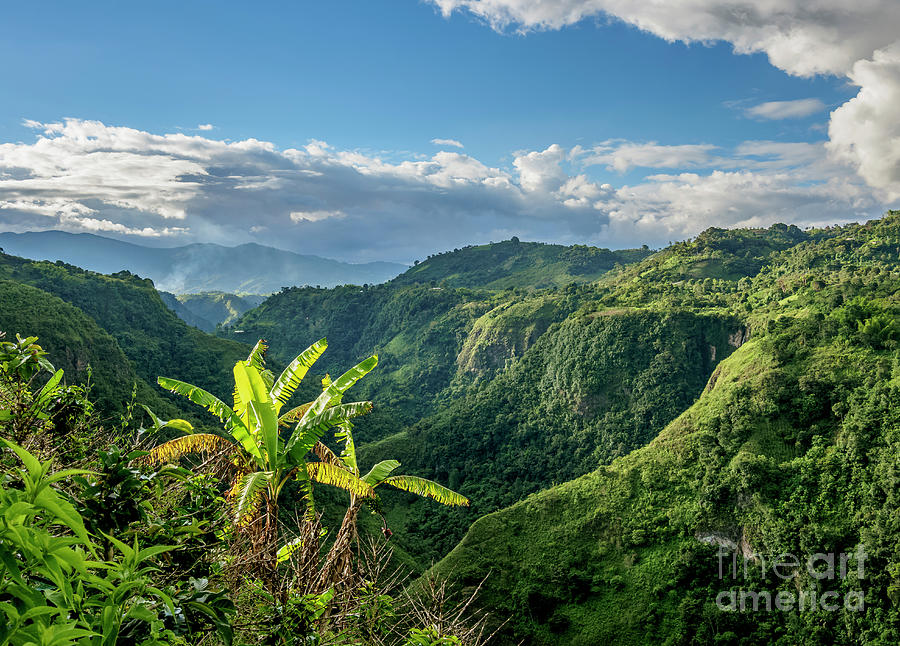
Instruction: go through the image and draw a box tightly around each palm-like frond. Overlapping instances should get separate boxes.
[278,401,313,427]
[301,355,378,422]
[233,363,278,467]
[245,339,268,371]
[383,475,469,506]
[157,376,261,460]
[362,459,400,486]
[232,339,271,417]
[286,401,373,463]
[312,441,342,467]
[140,404,194,435]
[228,470,272,527]
[334,421,358,473]
[270,338,328,411]
[144,433,234,465]
[306,462,374,498]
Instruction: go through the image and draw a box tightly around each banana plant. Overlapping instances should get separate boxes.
[145,339,378,543]
[314,423,468,587]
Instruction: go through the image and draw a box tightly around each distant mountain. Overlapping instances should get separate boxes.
[0,231,407,294]
[159,291,266,332]
[391,237,653,289]
[157,292,216,331]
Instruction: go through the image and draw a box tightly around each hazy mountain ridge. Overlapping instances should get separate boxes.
[0,230,407,294]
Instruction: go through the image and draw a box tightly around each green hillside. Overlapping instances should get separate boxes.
[176,291,266,329]
[430,214,900,644]
[223,222,844,567]
[372,308,744,560]
[392,238,653,289]
[0,280,166,415]
[0,252,249,412]
[222,284,502,436]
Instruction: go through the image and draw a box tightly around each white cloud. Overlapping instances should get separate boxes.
[745,98,826,120]
[580,142,718,173]
[0,119,889,260]
[828,43,900,200]
[197,123,214,131]
[289,209,345,223]
[431,138,464,148]
[429,0,900,195]
[513,144,567,192]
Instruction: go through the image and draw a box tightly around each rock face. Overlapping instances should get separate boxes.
[696,529,756,559]
[729,327,751,348]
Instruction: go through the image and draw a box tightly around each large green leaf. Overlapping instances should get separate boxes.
[362,460,400,486]
[306,462,374,498]
[301,355,378,423]
[235,340,273,414]
[285,401,372,465]
[334,421,358,474]
[157,377,261,461]
[247,400,279,469]
[233,363,278,467]
[230,471,271,526]
[383,475,469,506]
[270,338,328,412]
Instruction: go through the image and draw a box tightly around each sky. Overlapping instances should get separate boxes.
[0,1,898,263]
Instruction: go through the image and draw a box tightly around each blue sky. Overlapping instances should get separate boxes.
[0,1,897,262]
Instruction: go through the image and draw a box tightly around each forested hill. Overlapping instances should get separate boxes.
[0,251,249,418]
[431,213,900,644]
[390,237,653,289]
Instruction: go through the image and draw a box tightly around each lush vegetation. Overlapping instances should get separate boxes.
[171,292,267,331]
[0,333,479,645]
[431,214,900,644]
[391,238,652,290]
[3,213,900,644]
[0,252,249,417]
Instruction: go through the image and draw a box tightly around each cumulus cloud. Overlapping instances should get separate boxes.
[828,43,900,199]
[431,138,464,148]
[429,0,900,196]
[0,119,888,260]
[745,98,826,120]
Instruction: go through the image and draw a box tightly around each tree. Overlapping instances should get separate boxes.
[144,338,378,581]
[313,423,468,588]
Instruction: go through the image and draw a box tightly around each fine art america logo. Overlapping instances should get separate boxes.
[716,545,867,612]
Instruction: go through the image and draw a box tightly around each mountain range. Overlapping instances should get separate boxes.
[0,231,407,294]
